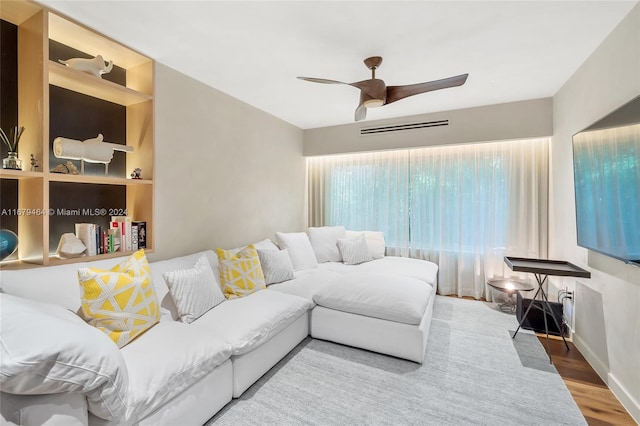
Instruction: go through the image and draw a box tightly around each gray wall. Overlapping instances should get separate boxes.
[551,3,640,421]
[150,63,306,260]
[304,98,552,156]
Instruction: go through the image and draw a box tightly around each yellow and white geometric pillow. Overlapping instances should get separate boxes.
[78,249,160,348]
[216,244,266,299]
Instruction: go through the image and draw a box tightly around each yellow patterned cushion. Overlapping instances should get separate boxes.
[78,249,160,348]
[216,244,266,299]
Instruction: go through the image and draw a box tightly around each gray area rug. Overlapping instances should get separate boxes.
[208,296,586,425]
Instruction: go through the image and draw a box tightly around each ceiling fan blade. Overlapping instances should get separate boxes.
[355,103,367,121]
[385,73,469,105]
[297,76,349,85]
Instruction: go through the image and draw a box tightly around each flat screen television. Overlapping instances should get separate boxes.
[572,95,640,265]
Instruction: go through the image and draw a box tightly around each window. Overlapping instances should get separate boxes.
[307,138,549,297]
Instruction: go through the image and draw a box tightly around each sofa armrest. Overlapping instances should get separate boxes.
[0,392,87,426]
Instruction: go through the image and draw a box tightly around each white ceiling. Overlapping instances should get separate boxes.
[39,1,638,129]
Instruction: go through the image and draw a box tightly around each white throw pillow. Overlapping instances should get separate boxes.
[257,249,295,284]
[228,239,278,255]
[346,230,386,259]
[253,239,279,251]
[0,294,128,421]
[163,254,226,323]
[275,232,319,271]
[307,226,347,263]
[337,235,374,265]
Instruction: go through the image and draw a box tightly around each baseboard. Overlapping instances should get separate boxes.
[608,372,640,424]
[573,334,640,423]
[572,334,610,384]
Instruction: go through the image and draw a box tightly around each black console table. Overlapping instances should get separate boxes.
[504,257,591,363]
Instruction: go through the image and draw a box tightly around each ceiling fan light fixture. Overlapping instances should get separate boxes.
[363,98,384,108]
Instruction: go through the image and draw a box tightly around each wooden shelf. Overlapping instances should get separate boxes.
[49,61,152,106]
[48,174,152,186]
[48,249,154,266]
[0,259,40,271]
[0,169,43,179]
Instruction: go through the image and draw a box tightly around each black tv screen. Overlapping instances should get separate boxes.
[572,95,640,264]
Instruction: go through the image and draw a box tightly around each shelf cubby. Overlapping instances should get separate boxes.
[49,61,152,106]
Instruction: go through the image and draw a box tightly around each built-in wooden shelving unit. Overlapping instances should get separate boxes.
[0,0,154,269]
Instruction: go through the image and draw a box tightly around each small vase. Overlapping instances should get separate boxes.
[2,152,22,170]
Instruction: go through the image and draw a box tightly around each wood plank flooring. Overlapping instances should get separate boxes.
[539,336,636,425]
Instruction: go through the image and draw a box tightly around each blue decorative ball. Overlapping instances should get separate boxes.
[0,229,19,260]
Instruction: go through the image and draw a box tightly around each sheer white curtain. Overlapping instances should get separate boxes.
[402,139,548,298]
[308,150,410,246]
[307,138,549,300]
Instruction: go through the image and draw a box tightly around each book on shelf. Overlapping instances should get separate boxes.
[107,227,119,252]
[75,223,120,256]
[132,221,147,249]
[131,224,139,250]
[75,223,97,257]
[111,216,132,251]
[102,229,108,255]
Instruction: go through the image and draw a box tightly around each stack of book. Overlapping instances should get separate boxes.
[74,217,146,256]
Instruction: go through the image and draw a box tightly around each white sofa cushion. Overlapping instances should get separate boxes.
[312,273,431,325]
[0,294,128,421]
[120,321,231,423]
[356,256,439,287]
[337,235,373,265]
[257,249,294,284]
[268,269,343,303]
[193,290,313,356]
[163,254,226,323]
[307,226,346,263]
[318,256,439,289]
[345,230,386,259]
[275,232,319,271]
[0,256,140,313]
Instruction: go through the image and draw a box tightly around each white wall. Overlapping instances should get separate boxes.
[304,98,552,156]
[150,63,306,260]
[551,3,640,421]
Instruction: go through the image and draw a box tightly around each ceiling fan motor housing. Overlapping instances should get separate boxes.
[360,78,387,107]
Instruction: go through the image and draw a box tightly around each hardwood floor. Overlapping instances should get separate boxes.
[539,336,636,425]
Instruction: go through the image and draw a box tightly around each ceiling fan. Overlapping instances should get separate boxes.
[298,56,468,122]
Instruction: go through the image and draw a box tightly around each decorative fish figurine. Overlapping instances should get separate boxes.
[59,55,113,78]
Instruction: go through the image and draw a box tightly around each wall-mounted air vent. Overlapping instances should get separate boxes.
[360,119,449,135]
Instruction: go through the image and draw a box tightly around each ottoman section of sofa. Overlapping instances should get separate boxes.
[310,272,435,363]
[193,290,313,397]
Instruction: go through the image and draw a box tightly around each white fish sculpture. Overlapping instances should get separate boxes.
[53,134,133,164]
[59,55,113,78]
[53,134,133,176]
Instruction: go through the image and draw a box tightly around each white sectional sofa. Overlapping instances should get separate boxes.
[0,228,438,425]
